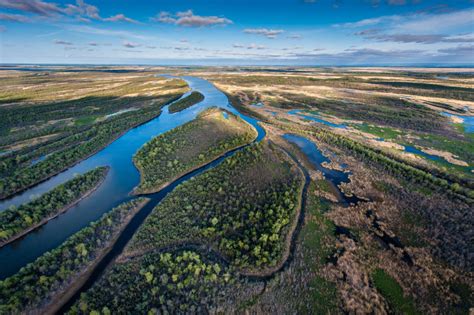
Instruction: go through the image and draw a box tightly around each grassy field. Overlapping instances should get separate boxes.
[372,269,419,315]
[133,107,257,194]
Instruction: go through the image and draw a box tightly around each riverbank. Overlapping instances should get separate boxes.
[0,93,184,201]
[239,144,308,278]
[42,198,150,315]
[0,167,109,248]
[0,198,150,314]
[132,139,256,196]
[132,108,258,195]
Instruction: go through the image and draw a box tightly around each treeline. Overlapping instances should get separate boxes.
[68,250,232,314]
[367,80,474,102]
[133,108,257,194]
[0,167,108,246]
[129,141,304,271]
[0,198,149,314]
[0,95,148,135]
[225,92,268,122]
[0,93,183,199]
[278,93,447,134]
[213,74,474,102]
[168,91,204,113]
[0,75,188,137]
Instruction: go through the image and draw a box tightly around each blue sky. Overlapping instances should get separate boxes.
[0,0,473,65]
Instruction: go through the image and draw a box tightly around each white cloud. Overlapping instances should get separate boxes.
[335,8,474,35]
[123,41,140,48]
[287,34,302,39]
[152,10,232,27]
[244,28,284,39]
[396,8,474,33]
[0,0,63,17]
[104,14,139,24]
[0,13,29,22]
[64,0,100,20]
[66,25,150,40]
[54,39,73,45]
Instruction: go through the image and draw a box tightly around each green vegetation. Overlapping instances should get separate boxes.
[237,180,339,313]
[133,108,257,194]
[372,269,419,315]
[68,250,232,314]
[0,71,188,199]
[0,167,108,246]
[0,93,183,199]
[449,281,473,314]
[168,91,204,113]
[281,93,446,133]
[314,178,333,193]
[74,115,98,126]
[295,182,338,313]
[416,128,474,170]
[0,198,149,314]
[367,80,474,101]
[128,141,304,272]
[213,74,474,101]
[279,124,474,202]
[354,123,402,140]
[395,209,428,248]
[225,92,268,122]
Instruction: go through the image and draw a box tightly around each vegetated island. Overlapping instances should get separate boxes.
[0,166,109,248]
[132,107,257,194]
[0,197,150,314]
[70,140,305,313]
[168,91,205,113]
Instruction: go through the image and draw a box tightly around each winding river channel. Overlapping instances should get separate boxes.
[0,75,265,279]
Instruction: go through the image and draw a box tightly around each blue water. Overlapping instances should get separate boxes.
[374,138,452,164]
[0,75,265,279]
[442,112,474,133]
[282,134,362,205]
[222,112,229,119]
[288,109,347,129]
[403,145,444,163]
[30,155,48,166]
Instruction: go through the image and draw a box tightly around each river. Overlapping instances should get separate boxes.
[0,75,265,279]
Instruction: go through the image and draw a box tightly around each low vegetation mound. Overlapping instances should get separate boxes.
[128,141,304,273]
[168,91,205,113]
[372,269,419,315]
[0,166,108,246]
[133,107,257,194]
[0,198,149,314]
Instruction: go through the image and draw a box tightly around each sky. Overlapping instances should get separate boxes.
[0,0,473,65]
